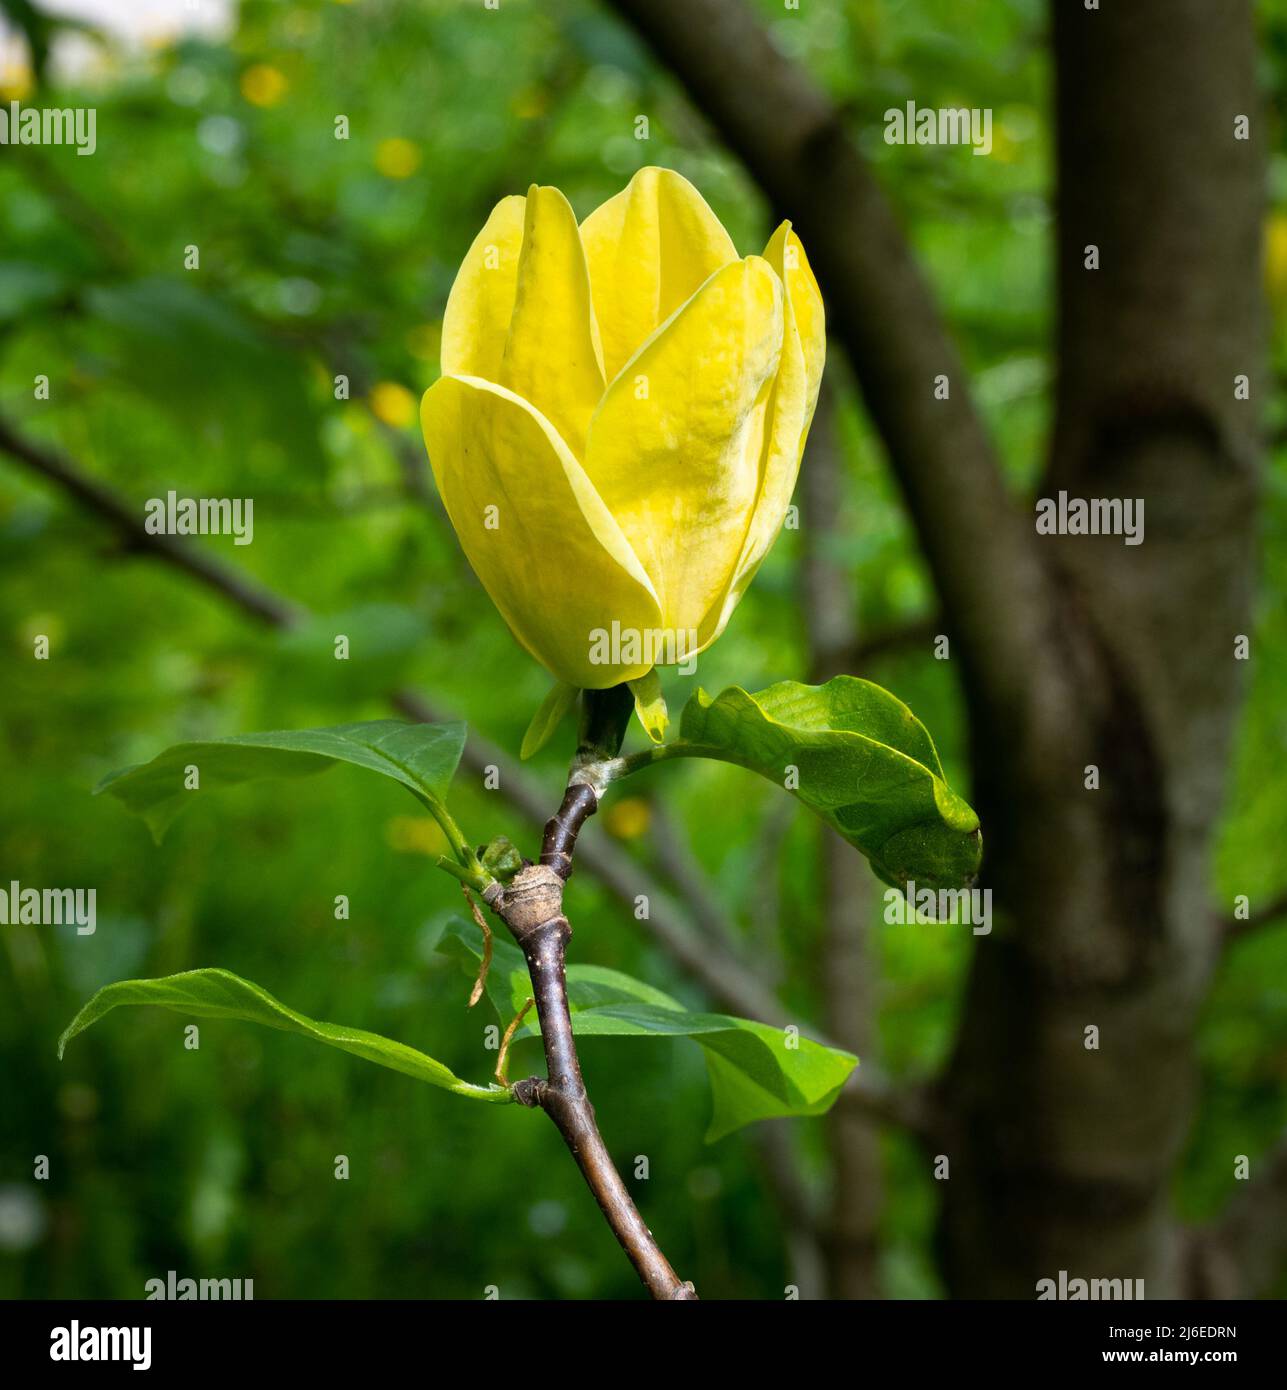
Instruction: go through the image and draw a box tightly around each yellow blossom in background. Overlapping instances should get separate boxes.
[1265,210,1287,314]
[375,138,421,179]
[0,61,34,102]
[988,123,1020,164]
[369,381,417,428]
[385,816,448,857]
[240,64,288,108]
[19,612,64,650]
[603,796,651,841]
[511,87,550,121]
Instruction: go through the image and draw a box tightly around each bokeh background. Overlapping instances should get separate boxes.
[0,0,1283,1300]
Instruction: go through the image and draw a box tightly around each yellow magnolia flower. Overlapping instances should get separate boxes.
[421,166,825,689]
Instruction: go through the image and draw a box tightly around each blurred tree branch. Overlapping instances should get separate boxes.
[604,0,1058,742]
[643,798,749,965]
[753,1120,827,1299]
[0,417,299,628]
[801,376,883,1298]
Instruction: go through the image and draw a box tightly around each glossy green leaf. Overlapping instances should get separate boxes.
[438,919,857,1140]
[96,719,467,842]
[58,968,511,1102]
[675,677,981,890]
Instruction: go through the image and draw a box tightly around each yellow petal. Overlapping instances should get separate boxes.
[715,222,827,635]
[769,220,825,405]
[421,375,661,688]
[580,166,738,383]
[441,195,526,381]
[498,185,605,458]
[585,256,783,647]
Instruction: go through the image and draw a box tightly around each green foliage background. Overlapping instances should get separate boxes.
[1,0,1284,1299]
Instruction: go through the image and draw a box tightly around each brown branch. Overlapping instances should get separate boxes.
[540,783,601,878]
[505,907,694,1299]
[0,417,300,628]
[486,691,698,1300]
[604,0,1056,736]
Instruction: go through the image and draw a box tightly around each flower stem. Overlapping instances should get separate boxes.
[488,685,698,1300]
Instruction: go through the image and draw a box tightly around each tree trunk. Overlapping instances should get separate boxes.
[936,0,1263,1297]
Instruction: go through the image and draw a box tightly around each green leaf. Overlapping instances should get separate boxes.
[627,669,668,743]
[675,677,981,890]
[438,919,857,1140]
[520,680,579,760]
[58,968,510,1102]
[96,719,467,842]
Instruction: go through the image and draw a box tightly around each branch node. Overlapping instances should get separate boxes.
[541,783,599,877]
[496,864,566,940]
[511,1075,546,1109]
